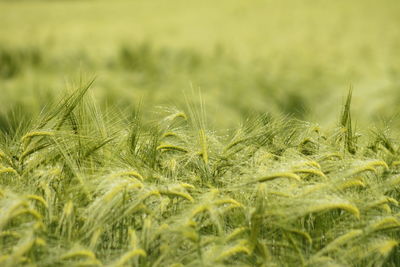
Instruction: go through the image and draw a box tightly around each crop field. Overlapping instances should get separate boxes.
[1,0,400,266]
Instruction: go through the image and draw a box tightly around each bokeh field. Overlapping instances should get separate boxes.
[0,0,400,266]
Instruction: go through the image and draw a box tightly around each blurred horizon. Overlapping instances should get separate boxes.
[1,0,400,130]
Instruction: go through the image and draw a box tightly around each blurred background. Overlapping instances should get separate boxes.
[1,0,400,130]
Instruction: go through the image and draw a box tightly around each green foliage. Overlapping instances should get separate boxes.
[0,86,399,266]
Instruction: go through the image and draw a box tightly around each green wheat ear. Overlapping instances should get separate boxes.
[292,168,327,180]
[157,144,188,153]
[0,167,18,175]
[61,249,97,260]
[392,161,400,167]
[369,217,400,232]
[338,177,366,190]
[350,160,389,177]
[172,112,187,121]
[339,86,356,154]
[215,240,252,261]
[111,249,147,267]
[161,131,179,139]
[21,131,54,142]
[253,172,301,184]
[375,240,399,257]
[0,231,21,239]
[313,229,363,258]
[159,189,194,202]
[25,194,48,208]
[111,170,144,181]
[225,227,247,242]
[89,227,103,249]
[304,202,361,219]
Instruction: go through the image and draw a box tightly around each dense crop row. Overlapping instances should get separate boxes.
[0,86,399,266]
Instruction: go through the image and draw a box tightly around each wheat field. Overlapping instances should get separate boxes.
[0,0,400,266]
